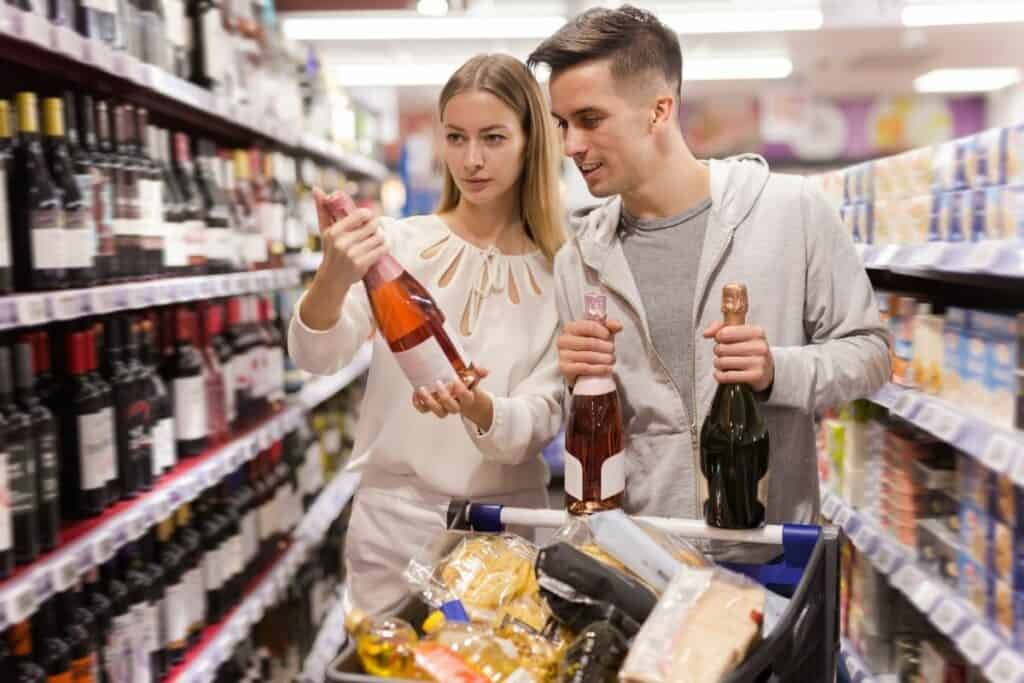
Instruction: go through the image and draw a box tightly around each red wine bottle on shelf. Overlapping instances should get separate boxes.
[0,100,14,295]
[112,104,143,281]
[700,283,770,530]
[122,317,154,491]
[13,340,60,554]
[43,97,96,289]
[101,317,141,500]
[199,303,229,446]
[135,108,165,279]
[0,401,13,580]
[61,331,112,518]
[563,293,624,515]
[9,92,67,292]
[85,329,118,505]
[168,308,209,458]
[322,192,480,391]
[209,304,236,429]
[91,99,120,284]
[0,347,40,565]
[140,318,176,478]
[171,133,208,275]
[225,298,250,430]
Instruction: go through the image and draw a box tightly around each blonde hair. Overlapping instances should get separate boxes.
[437,54,565,262]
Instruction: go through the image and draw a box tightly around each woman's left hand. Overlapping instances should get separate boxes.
[412,368,493,431]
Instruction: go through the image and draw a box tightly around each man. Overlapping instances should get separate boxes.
[529,5,889,526]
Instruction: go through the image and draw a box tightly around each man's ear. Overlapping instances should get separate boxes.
[651,94,676,128]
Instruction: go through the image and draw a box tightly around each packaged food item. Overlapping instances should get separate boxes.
[906,194,933,244]
[1002,184,1024,240]
[962,189,985,242]
[406,533,541,624]
[586,510,698,594]
[619,566,765,683]
[423,620,536,683]
[959,502,991,567]
[535,541,657,636]
[932,141,965,193]
[983,185,1005,241]
[911,312,944,394]
[872,199,891,245]
[1008,124,1024,185]
[413,642,491,683]
[990,575,1015,642]
[958,552,988,615]
[557,609,631,683]
[991,471,1023,528]
[345,608,423,679]
[918,518,962,588]
[493,615,564,683]
[959,452,991,513]
[908,147,935,198]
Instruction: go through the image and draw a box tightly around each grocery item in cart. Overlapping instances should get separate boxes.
[422,618,537,682]
[556,606,631,683]
[344,608,423,679]
[619,565,765,683]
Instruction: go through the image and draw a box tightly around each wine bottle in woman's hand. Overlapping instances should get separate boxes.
[315,190,480,391]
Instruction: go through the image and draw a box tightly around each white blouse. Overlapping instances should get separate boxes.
[287,214,564,498]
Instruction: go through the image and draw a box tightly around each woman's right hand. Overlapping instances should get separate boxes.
[300,188,389,331]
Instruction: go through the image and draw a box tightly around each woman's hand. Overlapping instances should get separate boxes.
[412,368,494,432]
[299,189,388,330]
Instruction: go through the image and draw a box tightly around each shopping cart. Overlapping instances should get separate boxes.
[327,501,841,683]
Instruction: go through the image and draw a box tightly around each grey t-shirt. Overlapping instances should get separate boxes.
[620,199,711,420]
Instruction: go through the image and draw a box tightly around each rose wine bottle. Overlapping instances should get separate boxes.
[322,192,479,391]
[564,293,624,515]
[700,283,770,529]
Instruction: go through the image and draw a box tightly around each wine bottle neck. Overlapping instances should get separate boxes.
[363,252,402,289]
[723,311,746,326]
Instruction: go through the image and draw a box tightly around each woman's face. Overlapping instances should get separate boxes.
[441,89,527,207]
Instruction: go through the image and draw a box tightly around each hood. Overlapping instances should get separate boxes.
[568,154,772,249]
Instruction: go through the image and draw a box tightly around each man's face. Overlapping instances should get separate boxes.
[549,59,654,198]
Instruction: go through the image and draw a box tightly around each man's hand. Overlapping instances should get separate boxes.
[703,322,774,393]
[557,319,623,386]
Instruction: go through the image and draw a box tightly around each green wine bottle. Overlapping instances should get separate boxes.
[700,283,770,529]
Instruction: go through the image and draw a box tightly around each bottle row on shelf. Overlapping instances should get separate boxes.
[0,0,387,175]
[0,88,363,296]
[819,401,1024,683]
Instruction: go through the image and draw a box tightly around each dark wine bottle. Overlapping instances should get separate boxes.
[74,0,117,45]
[9,92,67,292]
[64,92,109,290]
[102,317,141,499]
[199,304,228,446]
[92,99,120,283]
[209,303,236,430]
[13,340,60,553]
[168,308,208,457]
[225,298,250,429]
[0,100,14,294]
[564,293,624,515]
[82,567,112,682]
[0,348,40,565]
[134,109,164,279]
[122,318,154,491]
[141,318,176,477]
[195,139,233,274]
[174,504,205,648]
[112,105,143,280]
[700,283,770,530]
[42,97,96,289]
[61,331,111,517]
[84,329,118,505]
[56,587,99,683]
[170,133,207,275]
[157,516,188,666]
[156,129,188,276]
[260,297,284,412]
[0,407,12,579]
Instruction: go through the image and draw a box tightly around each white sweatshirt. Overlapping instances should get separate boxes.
[288,214,564,498]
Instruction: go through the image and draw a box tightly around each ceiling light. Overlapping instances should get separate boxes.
[282,14,565,42]
[913,67,1021,93]
[902,1,1024,26]
[684,56,794,81]
[660,9,822,34]
[417,0,448,17]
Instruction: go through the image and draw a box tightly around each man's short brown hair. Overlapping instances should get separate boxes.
[528,5,682,96]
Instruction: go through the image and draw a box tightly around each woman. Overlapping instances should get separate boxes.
[289,54,566,614]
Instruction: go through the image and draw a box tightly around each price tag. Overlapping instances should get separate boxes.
[92,286,127,314]
[980,434,1020,473]
[957,624,999,665]
[962,242,1004,272]
[131,283,155,308]
[50,25,82,58]
[833,506,852,529]
[910,580,942,612]
[152,493,172,521]
[33,570,55,604]
[0,300,18,329]
[229,446,245,469]
[891,391,917,418]
[256,271,273,290]
[82,40,114,73]
[93,530,117,563]
[126,56,144,83]
[156,281,176,305]
[199,278,217,298]
[52,290,86,320]
[851,526,877,553]
[9,583,37,623]
[167,487,184,509]
[931,598,967,634]
[175,280,200,301]
[12,9,50,46]
[111,52,129,78]
[138,64,158,89]
[891,565,923,597]
[54,553,80,592]
[985,650,1024,683]
[872,543,900,574]
[129,511,149,539]
[909,243,948,268]
[215,457,232,479]
[75,544,94,575]
[16,294,51,326]
[929,407,966,443]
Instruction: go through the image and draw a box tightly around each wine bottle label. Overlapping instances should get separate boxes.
[138,179,162,225]
[97,173,116,258]
[244,510,259,565]
[30,208,67,270]
[163,581,188,648]
[284,215,303,250]
[572,375,617,396]
[230,532,244,578]
[164,0,186,47]
[106,614,134,683]
[152,417,176,474]
[231,354,250,394]
[0,452,11,551]
[563,448,625,502]
[183,219,207,264]
[36,427,59,503]
[65,213,96,269]
[127,398,150,463]
[74,172,99,239]
[79,410,115,491]
[205,226,236,262]
[222,360,237,423]
[185,566,204,626]
[242,233,269,265]
[0,167,10,268]
[393,336,458,391]
[268,348,285,400]
[112,217,144,237]
[202,545,223,590]
[250,347,267,399]
[130,602,153,680]
[82,0,117,13]
[162,221,189,268]
[172,374,207,441]
[7,438,37,513]
[258,203,285,242]
[99,407,117,483]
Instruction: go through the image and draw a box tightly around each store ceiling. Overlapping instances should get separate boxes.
[279,1,1024,105]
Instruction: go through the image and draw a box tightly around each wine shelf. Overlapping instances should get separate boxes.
[0,4,388,181]
[867,382,1024,486]
[822,488,1024,683]
[298,584,348,683]
[840,638,891,683]
[0,268,300,331]
[0,364,368,628]
[858,242,1024,280]
[167,471,360,683]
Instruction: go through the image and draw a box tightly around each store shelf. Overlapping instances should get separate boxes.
[0,268,300,331]
[0,363,368,630]
[0,5,386,181]
[296,343,371,411]
[857,242,1024,280]
[284,251,323,274]
[822,489,1024,683]
[168,471,361,683]
[840,638,892,683]
[868,382,1024,484]
[299,585,348,683]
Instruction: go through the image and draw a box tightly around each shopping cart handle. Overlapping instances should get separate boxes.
[447,501,815,548]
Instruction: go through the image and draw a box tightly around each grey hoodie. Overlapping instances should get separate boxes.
[553,155,890,526]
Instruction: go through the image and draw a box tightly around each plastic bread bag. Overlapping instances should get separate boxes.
[534,541,657,637]
[404,531,540,624]
[619,565,766,683]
